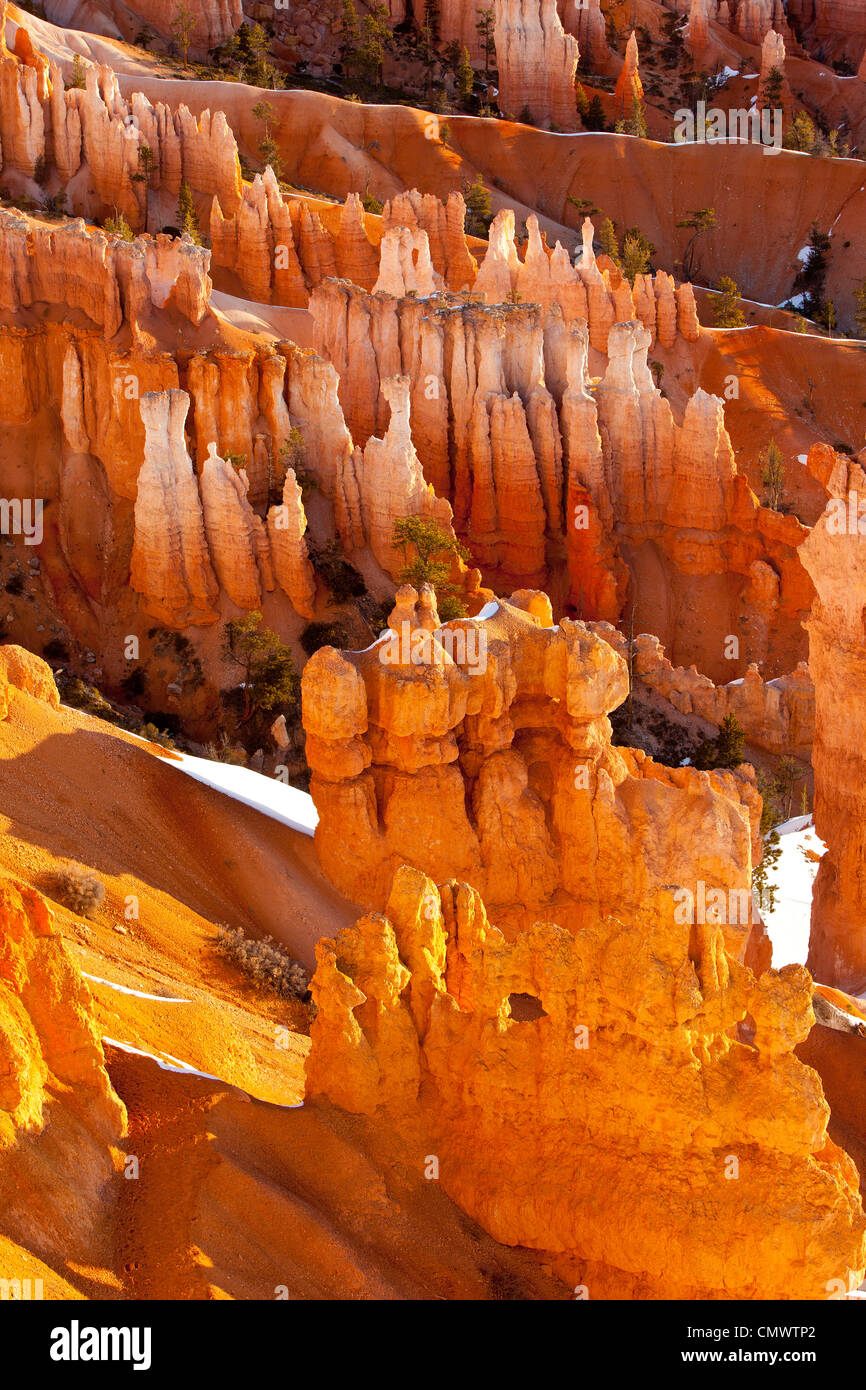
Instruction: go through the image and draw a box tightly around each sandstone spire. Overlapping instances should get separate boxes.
[200,441,272,611]
[688,0,710,50]
[130,390,220,626]
[494,0,579,129]
[267,468,318,618]
[561,0,607,68]
[614,31,644,120]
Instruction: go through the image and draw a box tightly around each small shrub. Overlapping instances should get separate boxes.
[300,621,349,656]
[50,861,105,918]
[214,923,311,1001]
[309,540,366,604]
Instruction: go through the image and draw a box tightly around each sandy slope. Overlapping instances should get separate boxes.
[0,684,572,1299]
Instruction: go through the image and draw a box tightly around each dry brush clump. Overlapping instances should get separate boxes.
[214,923,311,1002]
[49,861,106,918]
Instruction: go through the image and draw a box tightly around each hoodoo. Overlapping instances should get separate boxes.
[0,0,864,1328]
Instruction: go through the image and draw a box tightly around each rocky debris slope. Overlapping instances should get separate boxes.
[305,860,866,1299]
[0,647,126,1269]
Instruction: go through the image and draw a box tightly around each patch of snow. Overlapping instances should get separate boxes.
[161,748,318,838]
[102,1037,304,1108]
[475,600,501,620]
[796,245,811,263]
[761,815,826,969]
[84,972,190,1004]
[797,453,809,464]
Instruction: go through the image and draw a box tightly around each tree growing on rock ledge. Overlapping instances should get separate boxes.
[759,439,786,511]
[695,712,746,771]
[712,275,746,328]
[223,612,299,726]
[176,179,201,244]
[392,516,471,621]
[676,207,717,282]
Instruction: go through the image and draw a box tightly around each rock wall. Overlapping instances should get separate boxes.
[311,265,810,677]
[737,0,775,44]
[130,387,318,626]
[800,444,866,990]
[0,207,212,337]
[494,0,579,128]
[302,588,765,958]
[120,0,243,56]
[561,0,607,68]
[0,13,242,230]
[305,862,866,1298]
[595,625,815,759]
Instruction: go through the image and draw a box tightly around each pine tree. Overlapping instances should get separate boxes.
[761,64,784,110]
[695,713,746,770]
[598,217,620,267]
[253,99,283,180]
[456,44,474,105]
[854,278,866,338]
[223,613,299,724]
[68,53,88,89]
[619,228,654,284]
[176,179,201,243]
[625,96,647,138]
[676,207,716,281]
[583,93,606,132]
[759,439,785,510]
[392,517,470,620]
[170,0,195,65]
[816,299,837,334]
[476,6,495,79]
[463,173,492,237]
[794,221,831,318]
[712,275,746,328]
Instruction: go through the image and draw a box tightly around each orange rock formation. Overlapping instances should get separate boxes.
[800,444,866,990]
[613,32,644,121]
[494,0,579,128]
[306,862,866,1298]
[302,589,764,957]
